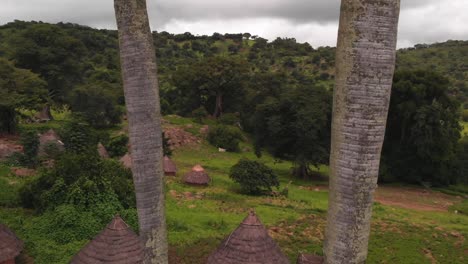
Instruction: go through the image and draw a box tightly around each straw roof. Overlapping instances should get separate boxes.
[296,254,323,264]
[97,143,109,159]
[163,156,177,176]
[207,211,290,264]
[183,165,210,185]
[119,153,132,169]
[70,216,144,264]
[0,223,24,262]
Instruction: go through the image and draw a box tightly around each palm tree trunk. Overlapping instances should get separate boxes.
[324,1,400,263]
[114,1,168,263]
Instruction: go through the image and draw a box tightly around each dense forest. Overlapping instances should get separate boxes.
[0,20,467,263]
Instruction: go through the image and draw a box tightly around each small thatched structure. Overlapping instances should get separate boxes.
[70,216,144,264]
[38,129,64,156]
[97,143,109,159]
[207,211,290,264]
[0,223,24,264]
[183,165,210,185]
[163,156,177,176]
[296,254,323,264]
[119,153,132,169]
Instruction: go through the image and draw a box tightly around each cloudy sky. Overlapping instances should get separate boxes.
[1,0,467,48]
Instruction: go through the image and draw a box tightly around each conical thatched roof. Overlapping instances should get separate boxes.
[35,105,53,122]
[71,216,144,264]
[207,211,290,264]
[97,143,109,159]
[0,223,24,262]
[119,153,132,169]
[296,254,323,264]
[163,156,177,176]
[183,164,210,185]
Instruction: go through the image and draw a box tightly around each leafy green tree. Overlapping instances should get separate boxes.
[0,58,48,132]
[229,158,279,195]
[207,125,243,152]
[253,84,332,178]
[69,81,122,128]
[382,70,462,185]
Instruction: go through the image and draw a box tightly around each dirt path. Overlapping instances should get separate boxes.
[374,186,463,212]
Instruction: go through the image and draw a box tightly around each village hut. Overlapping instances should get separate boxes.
[207,211,290,264]
[163,156,177,176]
[70,216,144,264]
[183,164,210,185]
[296,254,323,264]
[97,143,109,159]
[0,223,24,264]
[38,129,64,156]
[119,153,132,169]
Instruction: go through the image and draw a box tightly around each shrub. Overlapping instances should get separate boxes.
[207,125,243,152]
[106,134,129,158]
[59,119,98,154]
[218,113,239,126]
[229,158,279,195]
[20,129,39,167]
[462,109,468,122]
[19,152,134,212]
[192,107,208,124]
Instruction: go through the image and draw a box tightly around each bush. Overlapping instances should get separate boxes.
[106,134,129,158]
[59,119,99,154]
[192,107,208,124]
[20,129,39,167]
[218,113,239,126]
[462,109,468,122]
[207,125,243,152]
[229,158,279,195]
[19,152,135,212]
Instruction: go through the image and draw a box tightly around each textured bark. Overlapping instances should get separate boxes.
[114,1,168,263]
[324,1,400,263]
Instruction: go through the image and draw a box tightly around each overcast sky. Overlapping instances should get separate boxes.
[1,0,467,48]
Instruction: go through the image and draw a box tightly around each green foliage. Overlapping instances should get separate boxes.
[462,109,468,122]
[163,132,172,157]
[0,58,48,133]
[253,84,332,178]
[19,129,40,167]
[70,82,122,128]
[218,113,239,126]
[382,70,462,185]
[191,106,208,124]
[59,119,99,154]
[105,134,128,158]
[207,125,243,152]
[229,158,279,195]
[19,153,134,212]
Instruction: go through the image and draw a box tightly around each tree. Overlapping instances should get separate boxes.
[324,1,401,263]
[114,0,168,263]
[253,84,332,178]
[70,81,122,128]
[382,70,462,185]
[0,58,48,133]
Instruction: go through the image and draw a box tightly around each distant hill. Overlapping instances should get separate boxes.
[0,20,466,106]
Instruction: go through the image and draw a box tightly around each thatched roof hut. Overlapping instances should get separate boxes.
[0,223,24,263]
[207,211,290,264]
[163,156,177,176]
[296,254,323,264]
[97,143,109,159]
[183,165,210,185]
[70,216,144,264]
[38,129,64,156]
[35,105,53,122]
[119,153,132,169]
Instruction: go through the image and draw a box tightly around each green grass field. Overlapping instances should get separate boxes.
[0,117,466,263]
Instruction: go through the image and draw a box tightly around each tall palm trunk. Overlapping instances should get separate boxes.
[114,1,168,263]
[324,1,400,263]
